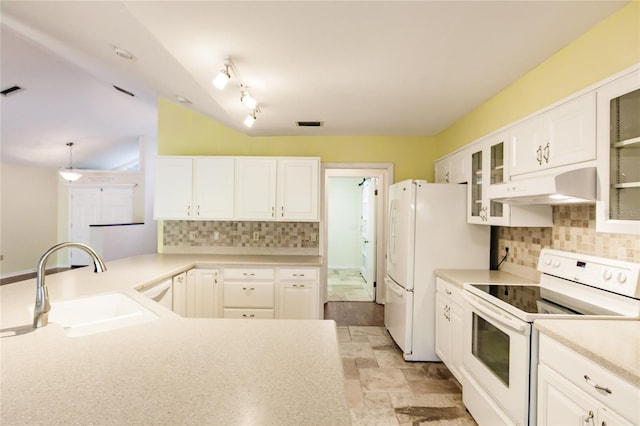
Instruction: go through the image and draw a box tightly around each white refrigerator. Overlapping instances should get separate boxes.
[384,180,489,361]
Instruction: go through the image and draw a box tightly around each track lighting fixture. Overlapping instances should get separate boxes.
[213,57,262,127]
[59,142,82,182]
[244,109,258,128]
[212,59,231,90]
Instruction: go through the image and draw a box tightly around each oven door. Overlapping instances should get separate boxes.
[463,291,532,426]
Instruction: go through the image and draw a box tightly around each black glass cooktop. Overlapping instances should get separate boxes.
[468,284,620,316]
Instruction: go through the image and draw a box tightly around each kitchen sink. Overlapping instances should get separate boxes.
[41,293,158,337]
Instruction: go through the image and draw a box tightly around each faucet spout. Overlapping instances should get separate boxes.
[33,242,107,328]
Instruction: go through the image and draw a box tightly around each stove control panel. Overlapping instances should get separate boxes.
[538,249,640,299]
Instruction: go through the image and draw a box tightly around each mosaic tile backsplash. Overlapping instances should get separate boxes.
[499,205,640,271]
[163,221,320,251]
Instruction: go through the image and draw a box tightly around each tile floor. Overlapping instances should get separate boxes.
[328,269,374,302]
[337,325,476,426]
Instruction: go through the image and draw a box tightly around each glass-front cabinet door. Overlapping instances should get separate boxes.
[596,69,640,235]
[468,147,484,223]
[468,131,510,225]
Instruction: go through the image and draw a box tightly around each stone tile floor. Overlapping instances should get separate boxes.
[328,269,374,302]
[337,325,477,426]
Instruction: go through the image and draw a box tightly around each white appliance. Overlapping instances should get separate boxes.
[461,249,640,426]
[487,167,596,205]
[384,180,490,361]
[138,278,173,311]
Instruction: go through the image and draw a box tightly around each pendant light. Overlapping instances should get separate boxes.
[59,142,82,182]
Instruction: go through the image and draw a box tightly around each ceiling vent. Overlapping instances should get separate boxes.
[1,85,24,96]
[113,85,135,97]
[296,121,324,127]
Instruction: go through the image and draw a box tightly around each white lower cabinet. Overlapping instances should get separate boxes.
[173,269,197,318]
[146,264,320,320]
[223,267,275,319]
[434,278,464,383]
[537,333,638,426]
[276,268,319,319]
[194,269,221,318]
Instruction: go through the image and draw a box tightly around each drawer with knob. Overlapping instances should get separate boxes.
[223,308,274,319]
[223,282,274,308]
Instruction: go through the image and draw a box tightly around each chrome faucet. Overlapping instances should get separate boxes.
[33,242,107,328]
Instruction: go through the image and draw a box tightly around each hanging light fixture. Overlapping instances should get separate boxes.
[212,59,231,90]
[243,109,258,128]
[240,87,257,110]
[59,142,82,182]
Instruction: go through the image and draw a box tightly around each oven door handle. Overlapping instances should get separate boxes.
[465,292,528,334]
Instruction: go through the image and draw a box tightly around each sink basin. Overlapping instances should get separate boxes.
[44,293,158,337]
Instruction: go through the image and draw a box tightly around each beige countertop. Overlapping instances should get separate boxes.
[535,319,640,388]
[435,269,537,289]
[0,253,350,426]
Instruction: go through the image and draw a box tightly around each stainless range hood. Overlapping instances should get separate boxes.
[488,167,597,205]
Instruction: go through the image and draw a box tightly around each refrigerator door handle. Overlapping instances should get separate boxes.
[385,277,404,297]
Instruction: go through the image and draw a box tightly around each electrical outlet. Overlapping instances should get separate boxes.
[253,231,260,241]
[213,231,220,241]
[310,233,317,242]
[189,231,196,241]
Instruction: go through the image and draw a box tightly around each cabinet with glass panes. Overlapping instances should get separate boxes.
[596,69,640,235]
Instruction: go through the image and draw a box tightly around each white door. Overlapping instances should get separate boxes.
[69,187,101,266]
[360,178,376,300]
[386,180,415,290]
[100,187,133,224]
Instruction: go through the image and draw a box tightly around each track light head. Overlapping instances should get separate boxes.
[212,63,231,90]
[244,109,258,128]
[240,88,257,110]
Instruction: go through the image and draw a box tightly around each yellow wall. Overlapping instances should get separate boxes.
[158,99,436,183]
[433,1,640,161]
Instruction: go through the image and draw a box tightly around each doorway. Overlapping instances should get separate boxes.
[322,164,392,306]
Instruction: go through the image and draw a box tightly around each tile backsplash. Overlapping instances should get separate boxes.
[163,220,320,255]
[498,205,640,273]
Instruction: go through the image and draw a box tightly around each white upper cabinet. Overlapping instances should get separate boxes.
[276,158,319,221]
[596,69,640,235]
[234,157,320,221]
[154,157,193,220]
[194,158,235,220]
[155,156,320,222]
[234,158,278,220]
[509,92,596,176]
[434,149,469,184]
[468,131,552,227]
[155,157,236,220]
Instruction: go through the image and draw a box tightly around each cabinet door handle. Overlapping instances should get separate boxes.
[243,273,256,276]
[583,410,594,426]
[271,206,275,218]
[583,375,612,394]
[187,205,191,216]
[293,284,305,288]
[242,287,255,291]
[197,205,200,216]
[241,314,256,319]
[543,142,550,163]
[536,145,543,165]
[445,289,452,295]
[281,205,284,217]
[445,171,450,183]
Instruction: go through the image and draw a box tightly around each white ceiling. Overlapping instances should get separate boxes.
[0,1,628,170]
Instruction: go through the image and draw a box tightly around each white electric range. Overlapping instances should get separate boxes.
[460,248,640,426]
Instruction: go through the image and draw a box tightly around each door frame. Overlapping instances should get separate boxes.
[321,163,393,307]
